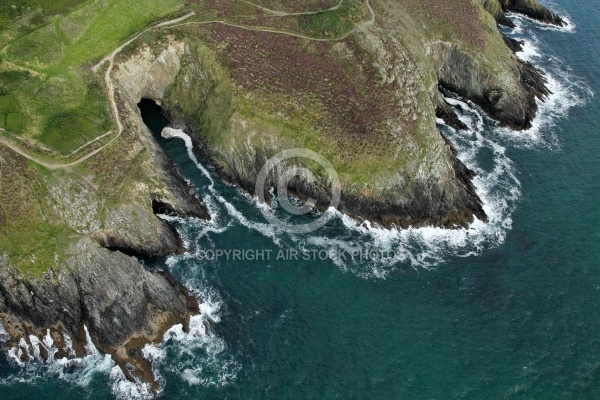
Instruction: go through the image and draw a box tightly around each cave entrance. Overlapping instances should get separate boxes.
[137,98,170,140]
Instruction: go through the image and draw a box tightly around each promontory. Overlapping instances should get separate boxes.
[0,0,563,391]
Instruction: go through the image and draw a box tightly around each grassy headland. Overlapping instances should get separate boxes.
[0,0,560,275]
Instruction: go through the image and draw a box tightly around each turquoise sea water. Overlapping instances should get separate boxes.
[1,0,599,398]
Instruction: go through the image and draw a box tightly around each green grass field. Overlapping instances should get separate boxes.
[0,0,376,156]
[0,0,184,156]
[0,0,548,276]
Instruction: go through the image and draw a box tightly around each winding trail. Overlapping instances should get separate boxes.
[238,0,344,16]
[0,137,112,169]
[0,11,196,170]
[0,0,375,169]
[91,11,197,144]
[171,0,374,42]
[60,130,114,158]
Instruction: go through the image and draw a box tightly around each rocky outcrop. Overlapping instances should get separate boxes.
[93,40,209,258]
[428,42,549,130]
[219,147,485,230]
[92,208,185,258]
[106,0,563,231]
[150,146,210,219]
[341,134,485,229]
[0,148,206,390]
[501,0,565,26]
[481,0,566,27]
[114,41,187,106]
[0,238,199,392]
[149,33,487,229]
[0,0,566,391]
[0,178,205,391]
[0,39,210,392]
[502,33,524,53]
[480,0,516,27]
[432,86,468,130]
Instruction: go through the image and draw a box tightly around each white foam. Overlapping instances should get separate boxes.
[42,330,58,362]
[182,367,203,386]
[0,321,9,343]
[27,335,44,361]
[445,97,471,110]
[0,305,237,395]
[82,325,98,356]
[278,94,520,275]
[109,365,154,400]
[161,46,587,274]
[517,38,541,62]
[149,288,240,388]
[162,127,286,244]
[502,32,593,149]
[62,331,77,358]
[308,16,591,274]
[1,8,589,394]
[161,127,225,224]
[1,326,115,390]
[161,127,215,187]
[6,346,24,366]
[508,10,576,34]
[217,193,281,243]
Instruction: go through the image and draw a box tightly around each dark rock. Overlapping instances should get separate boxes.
[501,0,565,26]
[497,13,516,28]
[0,240,197,390]
[435,44,548,131]
[204,143,487,230]
[0,120,209,390]
[92,219,185,259]
[433,85,468,130]
[502,33,524,53]
[150,134,210,220]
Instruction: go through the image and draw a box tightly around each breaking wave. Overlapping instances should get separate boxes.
[0,5,592,397]
[0,289,236,400]
[155,10,591,278]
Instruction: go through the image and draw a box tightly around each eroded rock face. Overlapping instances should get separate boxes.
[0,40,209,390]
[480,0,565,27]
[428,42,549,130]
[0,160,206,388]
[92,206,185,258]
[140,33,486,229]
[108,0,562,230]
[0,0,565,391]
[0,239,199,389]
[114,41,187,106]
[501,0,565,26]
[107,0,554,230]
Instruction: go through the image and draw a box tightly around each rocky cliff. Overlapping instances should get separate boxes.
[0,0,565,393]
[0,239,199,390]
[0,38,209,389]
[123,0,562,229]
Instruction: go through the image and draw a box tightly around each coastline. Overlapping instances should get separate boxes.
[0,0,571,395]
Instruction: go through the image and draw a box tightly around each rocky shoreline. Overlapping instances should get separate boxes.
[436,56,550,131]
[503,0,565,26]
[161,1,562,230]
[0,0,566,394]
[483,0,566,27]
[0,39,221,391]
[0,100,210,391]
